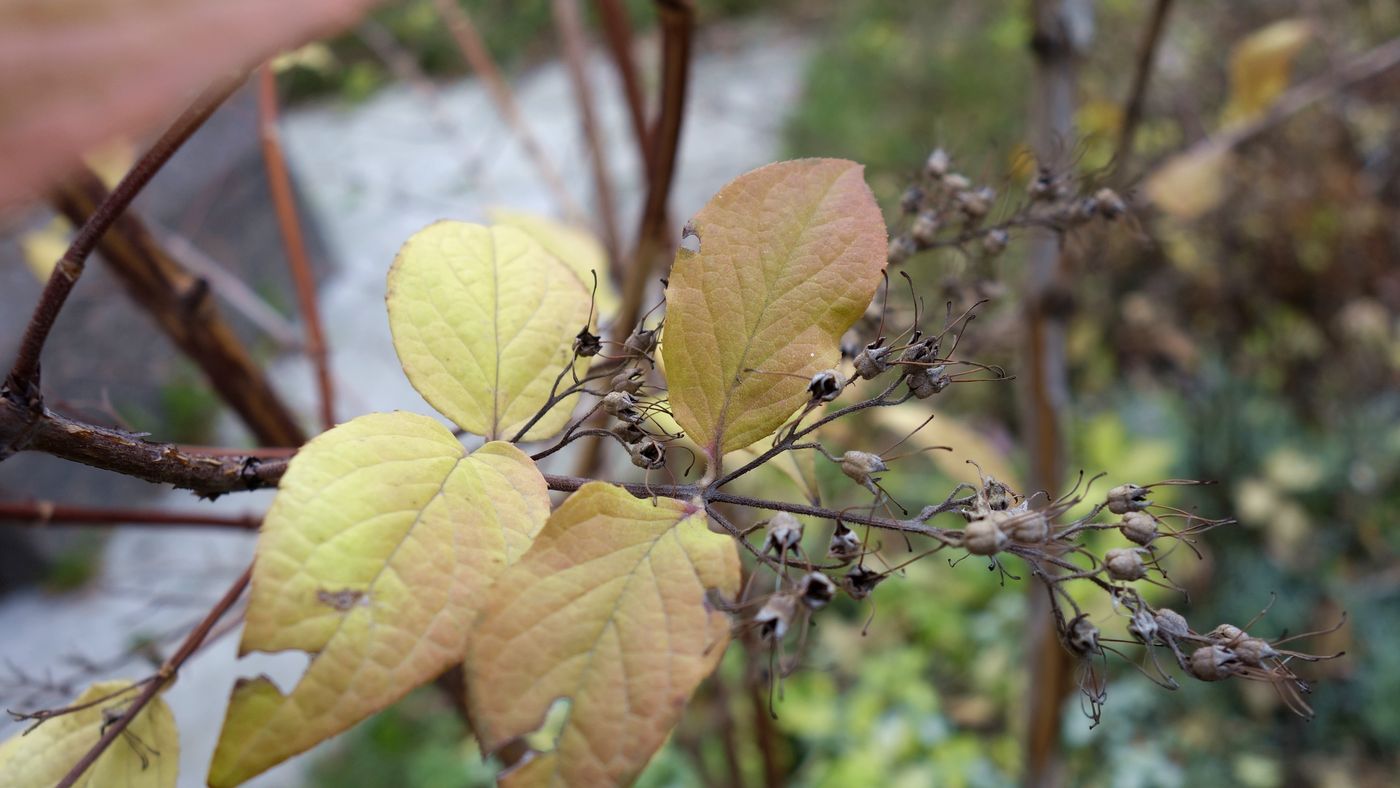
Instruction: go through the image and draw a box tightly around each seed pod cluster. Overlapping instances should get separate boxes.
[762,512,804,555]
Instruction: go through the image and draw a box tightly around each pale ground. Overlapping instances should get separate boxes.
[0,24,809,788]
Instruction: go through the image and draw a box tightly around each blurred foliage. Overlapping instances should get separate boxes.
[300,0,1400,784]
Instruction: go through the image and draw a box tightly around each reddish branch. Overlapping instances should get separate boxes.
[0,501,260,529]
[257,66,337,431]
[55,566,252,788]
[593,0,653,174]
[431,0,584,223]
[4,73,244,403]
[554,0,623,264]
[51,170,307,448]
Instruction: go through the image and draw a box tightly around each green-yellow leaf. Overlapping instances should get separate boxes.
[387,221,593,441]
[0,680,178,787]
[465,483,740,787]
[662,158,887,463]
[1224,19,1314,124]
[208,411,550,787]
[488,208,619,318]
[1143,143,1232,220]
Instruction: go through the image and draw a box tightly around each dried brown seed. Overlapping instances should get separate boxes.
[1107,483,1150,515]
[611,369,645,395]
[924,148,951,179]
[853,343,891,380]
[573,327,602,357]
[828,522,862,562]
[1067,614,1102,657]
[808,369,845,402]
[1104,547,1148,582]
[962,517,1007,556]
[798,572,837,610]
[1154,608,1191,639]
[888,235,917,265]
[754,593,799,641]
[628,437,665,470]
[911,210,941,247]
[612,422,647,444]
[840,451,887,492]
[762,512,804,555]
[603,391,644,424]
[1119,511,1158,546]
[843,565,885,600]
[982,228,1009,256]
[1188,645,1239,682]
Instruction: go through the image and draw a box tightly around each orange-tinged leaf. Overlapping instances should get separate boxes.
[662,159,887,463]
[0,0,382,213]
[208,412,549,787]
[466,483,740,787]
[0,680,179,787]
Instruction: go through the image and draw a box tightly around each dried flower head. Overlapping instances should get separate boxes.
[807,369,846,402]
[798,572,837,610]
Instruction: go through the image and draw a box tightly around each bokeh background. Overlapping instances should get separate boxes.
[2,1,1398,786]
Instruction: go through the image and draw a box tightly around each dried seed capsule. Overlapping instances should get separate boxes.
[612,422,647,444]
[900,335,939,364]
[573,327,602,357]
[603,391,644,424]
[943,173,972,193]
[628,437,665,470]
[624,327,659,359]
[924,148,951,179]
[1188,645,1239,682]
[888,235,917,265]
[957,187,995,221]
[828,522,862,562]
[906,368,949,399]
[982,228,1009,256]
[762,512,804,555]
[1003,509,1049,543]
[842,565,885,600]
[1154,608,1191,640]
[1028,169,1061,201]
[1207,623,1245,644]
[839,451,887,492]
[962,517,1007,555]
[1128,608,1159,644]
[1119,511,1158,546]
[807,369,845,402]
[754,593,799,641]
[611,369,645,395]
[911,210,941,248]
[853,343,891,380]
[1106,483,1151,515]
[1233,637,1278,667]
[978,475,1017,513]
[900,185,925,214]
[1094,187,1126,219]
[798,572,837,610]
[1104,547,1148,581]
[1067,614,1102,657]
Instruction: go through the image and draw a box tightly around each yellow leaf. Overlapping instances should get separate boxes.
[1224,19,1314,124]
[208,412,550,787]
[488,208,619,318]
[466,483,740,787]
[662,159,887,462]
[387,221,593,441]
[83,138,136,190]
[18,215,72,281]
[270,42,339,75]
[1143,143,1232,220]
[0,680,179,787]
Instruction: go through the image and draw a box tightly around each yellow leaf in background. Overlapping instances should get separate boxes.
[18,215,72,281]
[387,221,593,441]
[0,681,179,787]
[488,208,619,318]
[208,412,550,787]
[466,483,740,787]
[82,138,136,190]
[270,42,339,75]
[662,159,887,462]
[871,408,1021,492]
[1224,19,1314,124]
[1143,143,1232,220]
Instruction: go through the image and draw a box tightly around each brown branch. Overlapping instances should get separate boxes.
[0,501,261,530]
[593,0,653,176]
[50,168,307,447]
[1113,0,1175,173]
[0,397,286,496]
[56,566,252,788]
[554,0,623,263]
[575,0,694,480]
[431,0,585,223]
[1022,2,1088,784]
[3,72,244,404]
[258,66,336,431]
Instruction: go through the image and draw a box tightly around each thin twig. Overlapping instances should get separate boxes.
[0,501,261,530]
[257,67,336,431]
[431,0,584,223]
[55,566,252,788]
[555,0,623,264]
[3,72,244,402]
[1113,0,1175,173]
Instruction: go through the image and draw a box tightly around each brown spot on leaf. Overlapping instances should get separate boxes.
[316,588,366,611]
